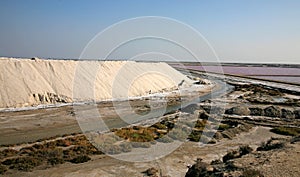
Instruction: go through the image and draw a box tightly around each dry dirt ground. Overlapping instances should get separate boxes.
[3,127,285,177]
[1,72,300,177]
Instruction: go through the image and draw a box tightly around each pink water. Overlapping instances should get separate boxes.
[172,64,300,84]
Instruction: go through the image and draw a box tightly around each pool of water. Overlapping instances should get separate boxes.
[172,64,300,85]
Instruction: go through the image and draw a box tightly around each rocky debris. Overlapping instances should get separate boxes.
[241,169,264,177]
[257,137,286,151]
[291,135,300,144]
[186,146,253,177]
[197,110,210,120]
[221,123,253,139]
[223,146,253,163]
[264,106,281,117]
[281,108,295,119]
[143,167,159,176]
[225,106,250,116]
[181,104,199,114]
[185,158,214,177]
[31,57,40,61]
[201,105,225,114]
[31,92,72,104]
[249,107,264,116]
[213,132,223,140]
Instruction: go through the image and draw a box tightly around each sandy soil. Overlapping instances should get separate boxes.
[3,127,282,177]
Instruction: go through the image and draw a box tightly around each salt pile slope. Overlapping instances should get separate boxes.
[0,58,193,108]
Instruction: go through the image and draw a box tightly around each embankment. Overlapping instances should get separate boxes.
[0,58,193,108]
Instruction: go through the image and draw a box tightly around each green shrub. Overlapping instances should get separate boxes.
[114,127,155,142]
[188,131,202,142]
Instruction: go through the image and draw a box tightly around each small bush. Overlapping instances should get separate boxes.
[194,120,207,129]
[69,155,91,164]
[32,143,45,150]
[0,149,18,158]
[114,127,156,142]
[151,122,167,130]
[218,124,231,131]
[223,150,239,163]
[4,157,42,171]
[240,145,253,155]
[188,131,202,142]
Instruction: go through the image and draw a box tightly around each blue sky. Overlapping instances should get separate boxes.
[0,0,299,63]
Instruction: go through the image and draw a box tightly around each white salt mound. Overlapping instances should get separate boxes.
[0,58,193,108]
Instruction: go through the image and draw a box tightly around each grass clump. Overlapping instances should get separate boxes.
[3,157,42,171]
[0,149,18,159]
[114,127,156,142]
[188,130,203,142]
[194,120,207,129]
[218,124,231,131]
[151,122,168,130]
